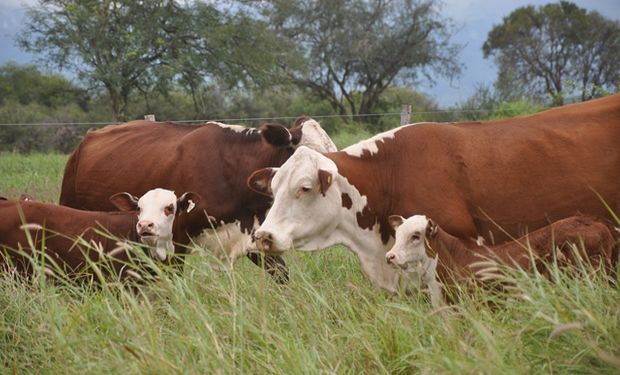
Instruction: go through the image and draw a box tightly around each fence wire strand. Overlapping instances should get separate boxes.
[0,109,493,127]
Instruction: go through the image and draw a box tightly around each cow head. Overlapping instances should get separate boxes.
[385,215,435,271]
[109,188,201,261]
[260,117,337,153]
[249,146,341,253]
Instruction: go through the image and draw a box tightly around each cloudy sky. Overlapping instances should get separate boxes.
[1,0,618,107]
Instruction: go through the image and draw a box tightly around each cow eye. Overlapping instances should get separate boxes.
[164,204,174,216]
[411,233,421,241]
[301,186,311,193]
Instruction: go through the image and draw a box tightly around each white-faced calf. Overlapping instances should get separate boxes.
[0,188,200,280]
[386,214,617,305]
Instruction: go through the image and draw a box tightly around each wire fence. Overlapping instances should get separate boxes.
[0,108,493,127]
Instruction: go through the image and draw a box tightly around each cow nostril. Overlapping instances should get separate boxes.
[386,254,395,264]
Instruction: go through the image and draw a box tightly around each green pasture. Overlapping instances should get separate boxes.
[0,152,618,374]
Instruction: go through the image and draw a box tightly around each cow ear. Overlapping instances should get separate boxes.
[260,123,292,148]
[109,192,139,211]
[426,219,438,238]
[177,192,201,214]
[388,215,405,230]
[247,168,277,197]
[317,169,333,197]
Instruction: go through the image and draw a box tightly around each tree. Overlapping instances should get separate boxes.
[18,0,193,121]
[483,1,620,106]
[254,0,461,122]
[0,63,87,108]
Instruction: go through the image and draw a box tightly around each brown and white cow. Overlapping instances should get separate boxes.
[0,188,200,279]
[249,94,620,292]
[385,214,618,305]
[59,117,336,282]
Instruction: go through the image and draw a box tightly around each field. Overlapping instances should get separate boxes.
[0,152,619,374]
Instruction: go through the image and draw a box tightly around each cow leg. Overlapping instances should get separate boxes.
[246,252,289,284]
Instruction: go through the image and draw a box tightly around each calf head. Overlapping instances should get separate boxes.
[386,215,437,270]
[110,188,201,261]
[248,146,341,253]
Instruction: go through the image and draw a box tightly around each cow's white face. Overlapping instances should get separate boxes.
[385,215,430,270]
[252,147,341,253]
[298,119,338,153]
[110,188,200,261]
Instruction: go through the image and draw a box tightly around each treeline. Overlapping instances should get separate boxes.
[1,0,618,152]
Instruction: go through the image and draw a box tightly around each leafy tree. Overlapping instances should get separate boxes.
[0,63,87,108]
[483,1,620,106]
[18,0,193,121]
[254,0,461,122]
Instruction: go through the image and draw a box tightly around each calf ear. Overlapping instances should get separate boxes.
[388,215,405,229]
[260,123,292,148]
[109,192,139,211]
[247,168,277,197]
[318,169,333,196]
[426,219,438,238]
[177,192,201,214]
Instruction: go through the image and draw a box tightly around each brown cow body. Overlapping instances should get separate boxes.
[425,215,616,285]
[0,190,200,279]
[59,118,337,282]
[251,94,620,292]
[0,199,141,279]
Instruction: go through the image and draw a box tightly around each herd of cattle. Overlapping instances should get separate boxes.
[1,94,619,305]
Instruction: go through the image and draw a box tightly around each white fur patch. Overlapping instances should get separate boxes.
[343,123,420,157]
[193,217,259,267]
[186,199,196,213]
[209,121,258,134]
[298,118,337,153]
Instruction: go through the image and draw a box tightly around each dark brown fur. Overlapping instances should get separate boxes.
[424,215,617,287]
[58,119,315,283]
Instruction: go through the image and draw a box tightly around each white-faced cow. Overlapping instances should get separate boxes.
[59,117,337,282]
[0,189,200,279]
[385,214,618,306]
[249,94,620,292]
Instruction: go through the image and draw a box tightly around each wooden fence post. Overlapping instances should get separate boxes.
[400,105,411,126]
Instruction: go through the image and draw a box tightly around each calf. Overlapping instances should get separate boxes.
[0,188,200,280]
[386,214,617,306]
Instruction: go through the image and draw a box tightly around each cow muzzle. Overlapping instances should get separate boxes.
[137,220,158,245]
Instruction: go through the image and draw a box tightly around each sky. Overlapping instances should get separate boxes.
[1,0,619,108]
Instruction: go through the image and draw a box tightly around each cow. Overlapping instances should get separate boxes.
[59,117,337,283]
[249,94,620,292]
[385,214,618,306]
[0,188,200,280]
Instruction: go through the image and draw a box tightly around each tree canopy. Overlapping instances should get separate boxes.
[250,0,461,121]
[483,1,620,105]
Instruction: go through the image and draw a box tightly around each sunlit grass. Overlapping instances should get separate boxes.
[0,152,68,203]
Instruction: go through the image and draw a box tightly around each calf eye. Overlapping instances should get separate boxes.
[301,186,311,193]
[411,233,421,241]
[164,204,174,216]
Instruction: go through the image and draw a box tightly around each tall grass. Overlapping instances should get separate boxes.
[1,153,619,374]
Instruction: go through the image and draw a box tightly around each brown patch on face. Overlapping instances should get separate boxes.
[164,204,174,216]
[341,193,352,209]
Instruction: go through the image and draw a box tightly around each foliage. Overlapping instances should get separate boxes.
[483,1,620,106]
[18,0,195,121]
[0,63,87,108]
[456,84,543,121]
[254,0,462,122]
